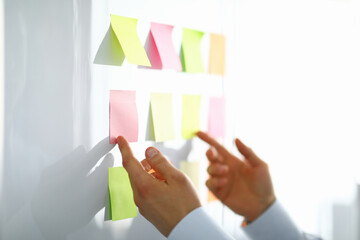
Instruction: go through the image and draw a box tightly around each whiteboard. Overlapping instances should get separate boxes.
[1,0,240,239]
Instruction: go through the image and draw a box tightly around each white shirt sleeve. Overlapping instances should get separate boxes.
[242,200,322,240]
[168,206,234,240]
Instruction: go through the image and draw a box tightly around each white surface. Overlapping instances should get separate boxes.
[0,0,4,237]
[1,0,231,239]
[2,0,360,239]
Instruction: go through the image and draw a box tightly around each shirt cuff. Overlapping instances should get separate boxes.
[242,200,302,240]
[168,206,234,240]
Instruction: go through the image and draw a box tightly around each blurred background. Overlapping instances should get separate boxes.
[1,0,360,239]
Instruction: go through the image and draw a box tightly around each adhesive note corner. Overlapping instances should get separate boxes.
[109,90,138,144]
[181,28,204,73]
[108,167,137,221]
[110,14,151,66]
[182,95,201,139]
[150,93,175,142]
[209,33,226,75]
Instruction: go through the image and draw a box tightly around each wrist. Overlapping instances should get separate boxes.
[244,196,276,222]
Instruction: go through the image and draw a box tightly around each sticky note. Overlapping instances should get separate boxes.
[108,167,137,220]
[150,93,175,142]
[149,22,182,71]
[109,90,138,144]
[209,33,226,75]
[208,97,225,138]
[94,26,125,66]
[181,28,204,73]
[180,161,200,192]
[182,95,201,139]
[110,15,151,66]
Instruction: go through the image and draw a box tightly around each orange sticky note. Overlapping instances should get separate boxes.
[209,33,226,75]
[149,22,182,71]
[109,90,138,143]
[208,97,225,138]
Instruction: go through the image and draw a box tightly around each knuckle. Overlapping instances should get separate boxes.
[205,179,214,189]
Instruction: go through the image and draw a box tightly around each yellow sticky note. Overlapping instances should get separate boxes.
[182,95,201,139]
[180,161,200,192]
[108,167,137,221]
[209,33,226,75]
[150,93,175,142]
[110,15,151,66]
[181,28,204,73]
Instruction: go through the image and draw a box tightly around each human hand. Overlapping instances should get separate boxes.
[197,131,275,222]
[117,136,201,237]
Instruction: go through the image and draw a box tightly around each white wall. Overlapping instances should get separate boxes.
[0,0,4,237]
[231,0,360,239]
[1,0,232,239]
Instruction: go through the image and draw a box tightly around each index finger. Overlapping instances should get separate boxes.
[117,136,153,184]
[196,131,231,157]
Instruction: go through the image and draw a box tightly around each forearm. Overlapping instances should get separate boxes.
[242,200,322,240]
[168,206,234,240]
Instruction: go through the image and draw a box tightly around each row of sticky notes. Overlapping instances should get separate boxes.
[109,90,225,144]
[95,15,226,75]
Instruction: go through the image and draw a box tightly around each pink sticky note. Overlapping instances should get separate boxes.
[208,97,225,138]
[109,90,138,144]
[149,22,182,71]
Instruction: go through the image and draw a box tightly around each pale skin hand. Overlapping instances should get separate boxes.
[117,136,201,237]
[197,131,276,222]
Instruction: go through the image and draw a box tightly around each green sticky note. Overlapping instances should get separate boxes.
[110,15,151,66]
[182,95,201,139]
[181,28,204,73]
[108,167,137,221]
[150,93,175,142]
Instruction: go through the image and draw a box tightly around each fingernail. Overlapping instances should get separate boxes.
[146,148,158,159]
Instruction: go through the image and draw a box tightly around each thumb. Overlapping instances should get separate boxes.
[145,147,178,181]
